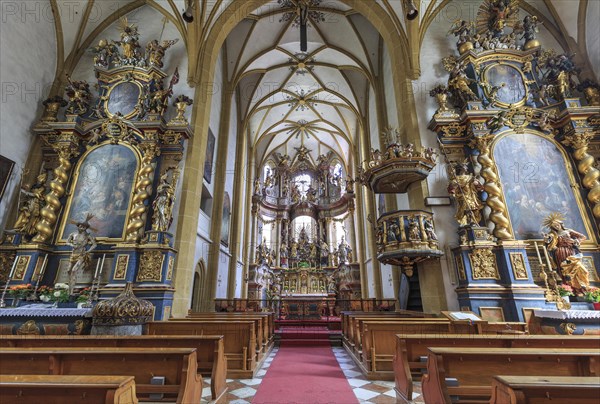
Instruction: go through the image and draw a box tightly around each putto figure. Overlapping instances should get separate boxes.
[146,39,179,68]
[66,214,97,297]
[65,75,91,115]
[543,213,589,293]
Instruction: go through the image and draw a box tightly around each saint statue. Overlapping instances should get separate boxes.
[152,172,176,232]
[447,163,484,226]
[12,172,47,237]
[338,236,351,264]
[114,18,141,63]
[543,213,589,292]
[66,214,97,297]
[408,217,421,241]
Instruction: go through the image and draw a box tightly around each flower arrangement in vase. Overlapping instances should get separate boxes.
[37,285,54,303]
[584,287,600,310]
[52,283,70,303]
[8,284,34,304]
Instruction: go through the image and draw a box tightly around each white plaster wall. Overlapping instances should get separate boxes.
[382,44,399,131]
[380,264,395,298]
[365,258,375,298]
[586,0,600,80]
[0,3,57,230]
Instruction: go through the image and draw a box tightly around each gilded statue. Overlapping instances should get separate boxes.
[577,80,600,106]
[65,76,91,115]
[338,236,352,264]
[12,172,47,237]
[543,213,589,292]
[113,18,141,64]
[152,172,177,232]
[447,163,484,226]
[66,214,97,297]
[424,218,438,241]
[148,81,171,115]
[89,39,119,68]
[408,218,421,241]
[146,39,179,68]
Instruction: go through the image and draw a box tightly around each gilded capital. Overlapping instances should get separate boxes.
[562,132,593,151]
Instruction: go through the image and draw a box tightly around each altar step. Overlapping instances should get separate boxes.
[275,326,342,347]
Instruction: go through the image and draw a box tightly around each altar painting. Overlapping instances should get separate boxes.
[62,144,137,239]
[494,133,587,240]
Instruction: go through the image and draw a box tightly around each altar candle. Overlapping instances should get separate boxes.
[533,242,544,268]
[37,254,48,282]
[542,244,554,272]
[7,256,18,280]
[98,254,106,277]
[93,257,101,279]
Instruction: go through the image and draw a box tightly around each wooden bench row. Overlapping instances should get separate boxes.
[342,315,528,380]
[490,376,600,404]
[0,347,202,403]
[421,347,600,403]
[392,333,600,403]
[0,375,139,404]
[0,334,227,401]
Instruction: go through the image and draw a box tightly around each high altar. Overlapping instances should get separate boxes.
[0,20,191,320]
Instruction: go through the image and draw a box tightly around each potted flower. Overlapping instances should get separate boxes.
[8,284,34,305]
[557,284,574,304]
[584,287,600,310]
[76,287,92,306]
[37,285,54,303]
[51,283,70,305]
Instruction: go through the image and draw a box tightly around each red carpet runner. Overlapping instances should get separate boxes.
[252,342,358,404]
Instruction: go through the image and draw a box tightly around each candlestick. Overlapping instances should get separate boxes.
[542,244,554,272]
[533,242,544,268]
[33,254,49,294]
[0,256,19,308]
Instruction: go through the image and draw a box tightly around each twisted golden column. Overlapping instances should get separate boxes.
[33,143,80,243]
[125,142,160,242]
[470,135,512,240]
[562,132,600,219]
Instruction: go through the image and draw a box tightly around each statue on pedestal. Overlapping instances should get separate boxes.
[12,172,47,237]
[66,214,97,297]
[543,213,589,293]
[447,162,484,226]
[152,171,177,232]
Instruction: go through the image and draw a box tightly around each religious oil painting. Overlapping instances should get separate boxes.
[0,154,15,203]
[494,133,587,240]
[221,192,231,246]
[62,144,137,239]
[204,128,216,183]
[107,81,140,117]
[485,64,526,105]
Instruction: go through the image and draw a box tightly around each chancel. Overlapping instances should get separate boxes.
[0,1,599,403]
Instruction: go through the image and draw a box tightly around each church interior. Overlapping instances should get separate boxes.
[0,0,599,402]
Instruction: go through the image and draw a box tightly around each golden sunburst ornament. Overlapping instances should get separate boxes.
[542,212,565,229]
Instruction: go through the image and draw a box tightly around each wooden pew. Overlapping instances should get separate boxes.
[348,317,453,356]
[188,310,275,340]
[147,320,257,378]
[421,347,600,404]
[490,376,600,404]
[0,375,138,404]
[0,334,226,401]
[181,312,274,358]
[353,321,470,380]
[393,334,600,403]
[0,347,203,404]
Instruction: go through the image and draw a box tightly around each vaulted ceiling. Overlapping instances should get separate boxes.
[224,1,381,169]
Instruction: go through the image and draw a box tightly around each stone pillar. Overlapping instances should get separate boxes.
[275,218,281,266]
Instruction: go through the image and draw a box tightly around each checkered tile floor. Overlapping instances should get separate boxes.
[200,346,424,403]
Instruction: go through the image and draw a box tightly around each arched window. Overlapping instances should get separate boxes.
[293,173,312,197]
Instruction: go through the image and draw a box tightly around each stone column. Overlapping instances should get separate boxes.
[275,218,282,266]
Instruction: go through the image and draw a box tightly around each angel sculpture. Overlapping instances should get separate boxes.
[520,15,541,42]
[113,18,142,64]
[444,58,478,105]
[479,79,505,109]
[65,76,91,115]
[448,20,475,46]
[89,39,119,68]
[486,110,509,132]
[146,39,179,68]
